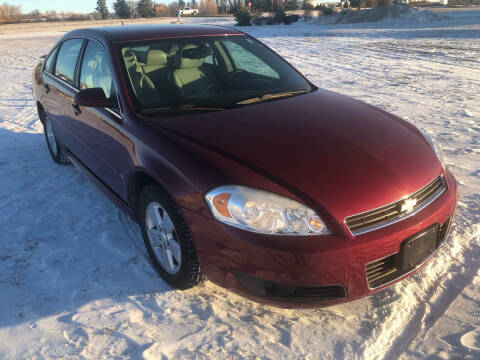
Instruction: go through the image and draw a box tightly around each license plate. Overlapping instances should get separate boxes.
[399,224,439,271]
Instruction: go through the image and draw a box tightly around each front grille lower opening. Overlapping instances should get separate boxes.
[233,271,347,303]
[366,254,399,288]
[365,218,451,289]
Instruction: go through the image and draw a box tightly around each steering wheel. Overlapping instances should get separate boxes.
[220,70,250,90]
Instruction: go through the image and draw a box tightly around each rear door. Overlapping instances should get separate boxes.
[42,38,85,154]
[39,46,60,117]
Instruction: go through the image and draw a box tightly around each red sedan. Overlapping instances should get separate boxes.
[32,24,457,308]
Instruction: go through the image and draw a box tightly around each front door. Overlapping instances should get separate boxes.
[70,40,131,199]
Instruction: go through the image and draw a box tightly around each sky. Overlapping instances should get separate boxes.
[6,0,131,14]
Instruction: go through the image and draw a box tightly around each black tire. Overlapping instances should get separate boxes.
[43,114,70,165]
[137,185,205,289]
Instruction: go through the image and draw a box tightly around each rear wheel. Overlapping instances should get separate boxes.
[138,185,205,289]
[43,115,70,165]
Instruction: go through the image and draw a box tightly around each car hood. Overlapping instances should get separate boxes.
[154,89,442,223]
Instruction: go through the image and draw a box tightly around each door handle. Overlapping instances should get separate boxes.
[71,103,81,116]
[43,84,50,93]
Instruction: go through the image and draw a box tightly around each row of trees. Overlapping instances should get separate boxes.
[0,0,393,24]
[96,0,158,19]
[234,0,312,26]
[0,2,94,23]
[95,0,219,19]
[96,0,315,19]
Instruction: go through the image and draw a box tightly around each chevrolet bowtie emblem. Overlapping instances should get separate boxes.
[401,198,417,214]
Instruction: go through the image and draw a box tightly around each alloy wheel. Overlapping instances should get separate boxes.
[45,117,57,157]
[145,201,182,274]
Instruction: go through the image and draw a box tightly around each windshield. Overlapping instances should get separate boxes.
[117,35,314,115]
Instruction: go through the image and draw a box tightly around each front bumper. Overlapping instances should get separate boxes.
[182,170,458,308]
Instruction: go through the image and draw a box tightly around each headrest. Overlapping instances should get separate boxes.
[145,49,167,67]
[168,44,179,56]
[123,49,137,69]
[87,59,98,71]
[175,44,206,69]
[94,53,108,73]
[183,46,213,59]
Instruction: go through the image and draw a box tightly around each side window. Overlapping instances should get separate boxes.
[44,47,58,74]
[55,39,84,86]
[204,54,214,65]
[79,40,118,111]
[223,41,279,79]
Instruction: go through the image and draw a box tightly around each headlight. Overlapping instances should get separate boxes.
[204,185,330,235]
[422,131,444,165]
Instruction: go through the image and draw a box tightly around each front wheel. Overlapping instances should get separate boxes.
[43,115,70,165]
[138,185,205,289]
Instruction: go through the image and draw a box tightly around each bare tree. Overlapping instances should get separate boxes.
[0,2,22,24]
[200,0,218,15]
[303,0,313,22]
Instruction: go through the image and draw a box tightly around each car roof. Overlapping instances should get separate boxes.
[65,24,244,43]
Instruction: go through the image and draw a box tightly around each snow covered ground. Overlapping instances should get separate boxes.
[0,9,479,359]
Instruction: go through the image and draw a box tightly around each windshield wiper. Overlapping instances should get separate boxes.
[141,104,225,115]
[235,89,308,105]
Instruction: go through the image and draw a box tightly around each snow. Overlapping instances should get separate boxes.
[316,5,450,26]
[0,10,479,359]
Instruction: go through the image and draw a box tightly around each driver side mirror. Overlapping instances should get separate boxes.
[74,88,110,108]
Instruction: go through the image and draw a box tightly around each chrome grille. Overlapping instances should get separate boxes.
[346,176,446,236]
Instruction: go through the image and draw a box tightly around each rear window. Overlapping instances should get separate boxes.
[55,39,84,86]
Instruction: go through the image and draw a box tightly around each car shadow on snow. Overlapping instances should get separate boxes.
[0,128,176,330]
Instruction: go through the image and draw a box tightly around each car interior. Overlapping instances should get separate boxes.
[80,47,114,99]
[119,38,287,110]
[122,42,225,106]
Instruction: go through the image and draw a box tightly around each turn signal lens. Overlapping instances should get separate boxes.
[212,193,232,218]
[309,216,326,231]
[205,185,330,236]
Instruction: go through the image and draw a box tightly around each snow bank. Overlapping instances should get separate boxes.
[318,5,450,26]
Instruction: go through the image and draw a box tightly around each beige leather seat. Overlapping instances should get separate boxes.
[142,49,168,84]
[170,44,216,98]
[123,49,159,106]
[80,52,113,98]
